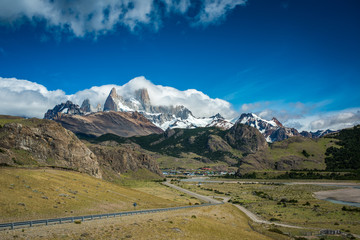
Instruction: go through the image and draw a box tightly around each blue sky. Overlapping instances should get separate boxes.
[0,0,359,131]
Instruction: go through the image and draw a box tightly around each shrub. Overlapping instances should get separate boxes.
[268,228,283,234]
[302,150,310,158]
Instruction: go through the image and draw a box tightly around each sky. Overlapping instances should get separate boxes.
[0,0,359,131]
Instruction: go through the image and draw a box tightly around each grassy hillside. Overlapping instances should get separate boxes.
[0,115,45,128]
[0,168,193,222]
[239,137,337,173]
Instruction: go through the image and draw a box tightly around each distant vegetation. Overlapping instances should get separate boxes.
[83,128,243,165]
[325,125,360,171]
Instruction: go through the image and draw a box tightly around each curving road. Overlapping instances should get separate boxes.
[163,181,305,229]
[162,182,222,204]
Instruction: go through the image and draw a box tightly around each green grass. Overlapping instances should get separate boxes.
[10,149,39,166]
[240,137,338,173]
[269,137,336,164]
[0,115,47,128]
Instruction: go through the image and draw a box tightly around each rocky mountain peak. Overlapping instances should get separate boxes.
[211,113,224,119]
[237,112,302,143]
[225,122,268,153]
[135,88,151,107]
[271,117,283,127]
[96,103,102,112]
[81,99,92,113]
[103,88,119,111]
[44,101,83,119]
[109,87,118,98]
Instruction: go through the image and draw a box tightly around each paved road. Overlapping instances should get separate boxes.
[164,181,305,229]
[162,182,222,204]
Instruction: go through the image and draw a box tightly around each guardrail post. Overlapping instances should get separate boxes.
[30,221,32,227]
[46,220,48,226]
[59,219,62,224]
[11,223,14,230]
[91,215,93,220]
[71,217,74,223]
[82,217,84,221]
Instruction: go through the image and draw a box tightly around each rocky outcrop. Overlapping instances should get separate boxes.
[89,142,162,179]
[103,87,119,111]
[0,119,102,178]
[135,88,151,111]
[225,122,268,153]
[53,111,163,137]
[207,135,232,152]
[44,101,83,120]
[237,113,301,142]
[81,99,93,113]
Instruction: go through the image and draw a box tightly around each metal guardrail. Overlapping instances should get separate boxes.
[0,203,222,230]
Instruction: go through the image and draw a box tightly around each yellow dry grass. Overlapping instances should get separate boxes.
[0,204,275,240]
[0,168,188,222]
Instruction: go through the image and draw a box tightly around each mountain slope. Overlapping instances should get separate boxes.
[238,136,337,174]
[0,117,102,178]
[237,113,300,142]
[325,125,360,170]
[0,115,164,179]
[45,87,235,132]
[48,110,163,137]
[88,123,268,168]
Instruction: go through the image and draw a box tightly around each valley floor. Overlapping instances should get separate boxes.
[171,178,360,238]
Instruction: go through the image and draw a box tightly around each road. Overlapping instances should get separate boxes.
[162,182,222,204]
[163,181,305,229]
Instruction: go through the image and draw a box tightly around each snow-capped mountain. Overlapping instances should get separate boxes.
[44,91,337,142]
[45,87,234,131]
[103,87,234,130]
[162,113,234,130]
[236,113,300,142]
[300,129,338,138]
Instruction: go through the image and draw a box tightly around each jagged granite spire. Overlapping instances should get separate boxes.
[135,88,151,109]
[81,99,92,113]
[103,87,118,111]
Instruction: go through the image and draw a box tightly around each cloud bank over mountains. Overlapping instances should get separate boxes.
[0,76,237,119]
[241,100,360,132]
[0,0,246,37]
[0,76,359,131]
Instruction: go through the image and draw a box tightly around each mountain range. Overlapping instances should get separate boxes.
[44,87,336,142]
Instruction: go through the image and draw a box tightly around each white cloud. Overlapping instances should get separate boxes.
[0,76,237,119]
[195,0,247,25]
[2,76,358,131]
[0,77,67,118]
[0,0,245,37]
[308,110,360,131]
[240,100,360,131]
[115,76,237,118]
